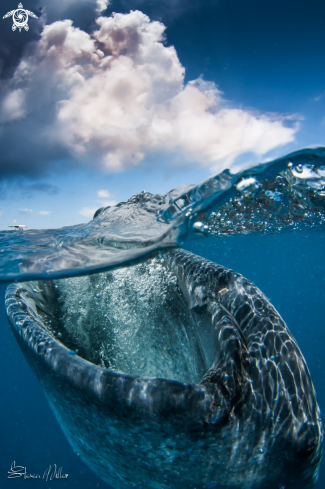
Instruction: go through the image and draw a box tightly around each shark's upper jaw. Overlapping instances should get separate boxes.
[5,249,323,489]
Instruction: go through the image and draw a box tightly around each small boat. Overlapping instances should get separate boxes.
[8,225,27,231]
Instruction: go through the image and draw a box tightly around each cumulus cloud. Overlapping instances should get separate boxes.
[97,189,112,198]
[79,189,116,218]
[79,206,98,217]
[39,210,51,215]
[0,0,108,80]
[0,10,297,177]
[41,0,110,27]
[96,0,110,13]
[96,189,117,206]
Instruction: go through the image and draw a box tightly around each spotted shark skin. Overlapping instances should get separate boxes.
[5,249,323,489]
[165,250,323,486]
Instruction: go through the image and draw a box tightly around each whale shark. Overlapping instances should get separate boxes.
[5,248,323,489]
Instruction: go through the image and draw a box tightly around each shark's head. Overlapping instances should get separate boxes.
[6,249,323,489]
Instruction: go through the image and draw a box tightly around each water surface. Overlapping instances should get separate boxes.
[1,147,325,488]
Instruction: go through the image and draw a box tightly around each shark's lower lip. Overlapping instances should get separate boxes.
[5,249,323,489]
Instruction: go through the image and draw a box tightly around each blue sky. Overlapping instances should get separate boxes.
[0,0,324,229]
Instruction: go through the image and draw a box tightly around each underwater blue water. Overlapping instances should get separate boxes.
[0,280,109,489]
[1,232,325,488]
[0,148,325,488]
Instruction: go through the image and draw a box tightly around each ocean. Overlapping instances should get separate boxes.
[1,147,324,488]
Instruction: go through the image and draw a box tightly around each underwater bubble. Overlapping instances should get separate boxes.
[236,177,257,192]
[292,165,320,180]
[265,190,282,201]
[192,222,209,235]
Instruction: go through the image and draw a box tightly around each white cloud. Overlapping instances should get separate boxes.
[18,208,33,214]
[79,189,116,219]
[39,210,51,215]
[40,0,107,24]
[96,0,110,13]
[0,11,297,175]
[97,189,112,198]
[98,200,117,207]
[79,207,98,217]
[0,210,4,218]
[0,89,26,123]
[96,189,116,206]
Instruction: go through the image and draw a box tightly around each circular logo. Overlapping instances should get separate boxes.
[13,8,29,31]
[3,3,38,33]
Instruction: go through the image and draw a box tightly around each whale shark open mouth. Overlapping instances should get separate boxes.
[6,248,323,489]
[3,148,325,488]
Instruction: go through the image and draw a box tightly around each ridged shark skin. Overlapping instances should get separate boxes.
[5,249,323,489]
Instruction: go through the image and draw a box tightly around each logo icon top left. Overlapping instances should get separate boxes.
[3,3,38,32]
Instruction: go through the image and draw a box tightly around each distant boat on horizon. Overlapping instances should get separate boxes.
[8,225,27,231]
